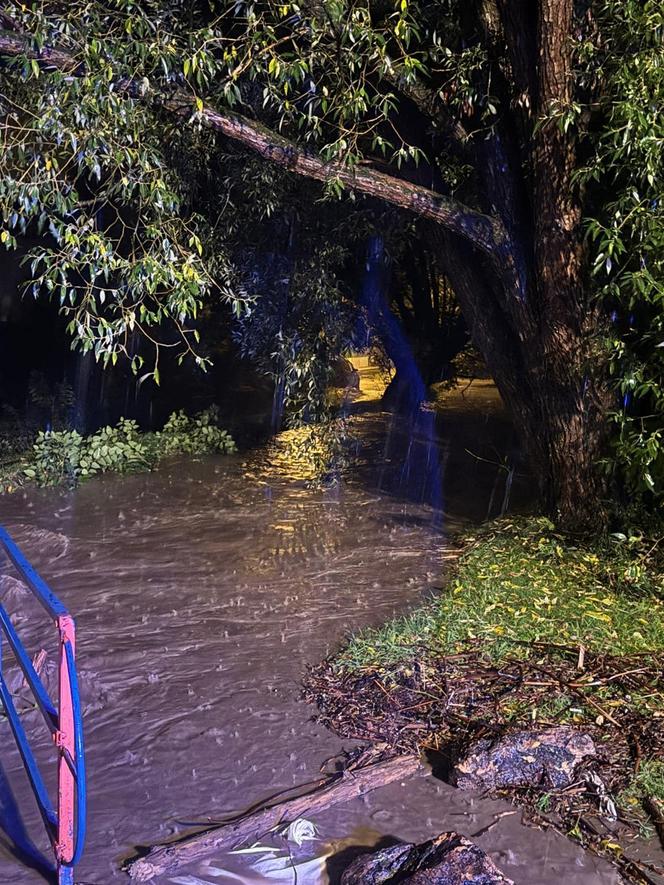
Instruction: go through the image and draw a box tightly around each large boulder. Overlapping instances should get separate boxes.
[452,727,595,792]
[340,832,514,885]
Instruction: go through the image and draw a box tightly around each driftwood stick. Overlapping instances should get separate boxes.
[127,753,424,880]
[643,796,664,852]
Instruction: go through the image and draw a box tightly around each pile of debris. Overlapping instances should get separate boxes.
[305,644,664,884]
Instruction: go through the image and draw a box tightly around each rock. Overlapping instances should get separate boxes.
[453,727,595,791]
[331,357,360,391]
[341,832,514,884]
[341,843,413,884]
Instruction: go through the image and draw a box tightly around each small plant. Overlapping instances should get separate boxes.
[155,407,236,458]
[536,792,553,814]
[25,429,85,485]
[619,760,664,808]
[617,759,664,839]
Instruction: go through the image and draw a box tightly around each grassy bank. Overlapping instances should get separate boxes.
[0,407,236,494]
[308,518,664,881]
[339,517,664,668]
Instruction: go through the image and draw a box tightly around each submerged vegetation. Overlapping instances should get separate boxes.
[0,407,235,493]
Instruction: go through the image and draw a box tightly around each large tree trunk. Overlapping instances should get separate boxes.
[510,345,609,528]
[527,0,610,524]
[435,225,609,528]
[429,0,610,528]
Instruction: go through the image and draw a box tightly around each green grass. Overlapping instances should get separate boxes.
[320,517,664,860]
[618,759,664,836]
[337,517,664,671]
[621,759,664,805]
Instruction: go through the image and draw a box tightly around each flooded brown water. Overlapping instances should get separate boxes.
[0,382,619,884]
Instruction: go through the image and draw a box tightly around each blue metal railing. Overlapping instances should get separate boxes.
[0,525,86,884]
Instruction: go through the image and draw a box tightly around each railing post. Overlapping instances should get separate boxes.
[0,527,85,882]
[58,864,74,885]
[56,614,76,882]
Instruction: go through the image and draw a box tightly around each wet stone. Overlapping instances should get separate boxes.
[331,355,361,390]
[341,832,514,884]
[453,727,595,791]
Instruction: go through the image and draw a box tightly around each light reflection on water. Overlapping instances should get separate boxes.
[0,387,616,884]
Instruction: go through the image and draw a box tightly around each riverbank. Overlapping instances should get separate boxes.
[307,517,664,883]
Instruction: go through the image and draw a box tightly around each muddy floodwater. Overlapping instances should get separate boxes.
[0,381,619,884]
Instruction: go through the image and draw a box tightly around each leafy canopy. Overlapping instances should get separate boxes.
[0,0,662,499]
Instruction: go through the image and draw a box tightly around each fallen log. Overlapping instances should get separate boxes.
[126,753,424,881]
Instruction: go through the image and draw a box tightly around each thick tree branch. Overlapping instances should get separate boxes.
[181,98,506,252]
[0,29,80,72]
[0,28,524,296]
[127,755,424,880]
[0,12,20,32]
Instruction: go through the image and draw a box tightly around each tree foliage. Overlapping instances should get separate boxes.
[0,2,238,377]
[0,0,662,510]
[582,0,664,500]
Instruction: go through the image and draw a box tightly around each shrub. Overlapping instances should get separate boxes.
[78,419,150,477]
[24,430,84,485]
[20,409,235,488]
[154,407,236,458]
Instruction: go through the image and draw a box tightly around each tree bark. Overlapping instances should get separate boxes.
[358,236,427,415]
[528,0,610,524]
[426,0,611,528]
[434,220,609,528]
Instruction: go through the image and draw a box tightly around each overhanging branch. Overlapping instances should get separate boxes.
[182,97,507,256]
[0,28,523,294]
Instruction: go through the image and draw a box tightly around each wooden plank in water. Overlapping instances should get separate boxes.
[127,754,424,881]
